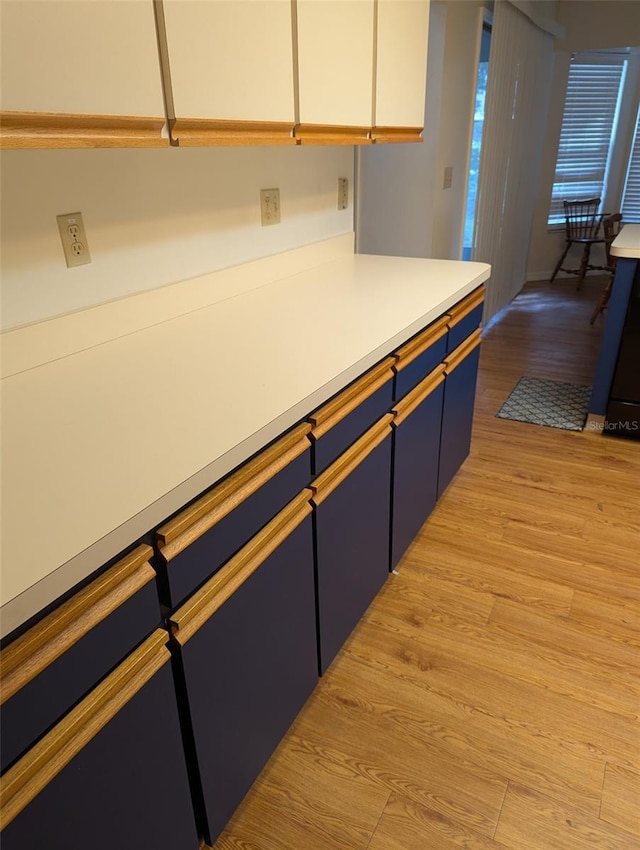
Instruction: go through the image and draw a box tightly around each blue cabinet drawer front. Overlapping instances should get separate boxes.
[160,447,311,608]
[312,380,394,475]
[395,335,447,400]
[447,302,484,353]
[438,345,481,498]
[0,547,160,774]
[178,517,317,845]
[391,384,444,570]
[315,435,392,674]
[1,654,198,850]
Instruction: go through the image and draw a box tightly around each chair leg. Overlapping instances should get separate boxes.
[550,242,570,284]
[590,275,613,325]
[576,242,591,290]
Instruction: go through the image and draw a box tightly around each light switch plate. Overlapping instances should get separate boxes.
[338,177,349,210]
[443,167,453,190]
[56,212,91,268]
[260,189,281,226]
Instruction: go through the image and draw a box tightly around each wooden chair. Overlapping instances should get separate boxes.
[550,198,606,289]
[590,213,623,325]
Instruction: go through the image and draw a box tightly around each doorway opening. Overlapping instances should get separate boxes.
[463,22,492,261]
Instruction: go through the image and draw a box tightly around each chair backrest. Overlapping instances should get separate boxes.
[602,212,623,269]
[563,198,602,239]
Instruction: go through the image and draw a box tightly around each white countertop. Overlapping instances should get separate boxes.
[611,223,640,259]
[0,251,490,637]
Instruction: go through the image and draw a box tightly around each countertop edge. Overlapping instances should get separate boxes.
[611,224,640,259]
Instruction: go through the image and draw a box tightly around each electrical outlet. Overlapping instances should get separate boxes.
[260,188,281,226]
[338,177,349,210]
[56,212,91,268]
[443,166,453,190]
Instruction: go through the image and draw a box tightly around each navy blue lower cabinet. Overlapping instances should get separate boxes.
[446,285,485,353]
[309,358,395,475]
[312,415,394,675]
[437,330,482,499]
[0,630,199,850]
[156,423,312,608]
[391,366,445,570]
[169,490,318,846]
[0,544,160,774]
[393,315,448,401]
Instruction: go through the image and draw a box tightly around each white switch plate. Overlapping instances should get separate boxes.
[338,177,349,210]
[56,212,91,268]
[260,188,281,226]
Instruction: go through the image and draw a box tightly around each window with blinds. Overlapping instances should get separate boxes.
[622,105,640,223]
[548,54,627,225]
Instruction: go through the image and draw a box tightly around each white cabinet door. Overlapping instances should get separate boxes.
[0,0,166,147]
[374,0,429,140]
[162,0,296,145]
[296,0,374,143]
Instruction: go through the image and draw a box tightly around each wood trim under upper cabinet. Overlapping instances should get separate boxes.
[310,414,394,506]
[294,124,372,145]
[0,546,156,706]
[169,490,313,646]
[393,316,449,373]
[392,364,446,426]
[0,112,167,149]
[371,126,423,144]
[447,285,486,328]
[308,358,395,439]
[156,423,312,562]
[0,629,170,828]
[443,329,482,375]
[170,118,296,146]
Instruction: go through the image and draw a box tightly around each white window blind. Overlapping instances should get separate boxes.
[622,105,640,223]
[548,55,627,225]
[474,1,554,322]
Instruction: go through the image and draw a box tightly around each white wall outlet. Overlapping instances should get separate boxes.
[338,177,349,210]
[443,166,453,190]
[56,212,91,268]
[260,188,281,226]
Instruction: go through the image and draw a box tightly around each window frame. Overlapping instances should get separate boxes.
[547,51,628,228]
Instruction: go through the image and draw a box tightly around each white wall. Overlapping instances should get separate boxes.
[357,0,489,262]
[0,145,354,330]
[527,1,640,279]
[431,0,488,259]
[356,1,445,259]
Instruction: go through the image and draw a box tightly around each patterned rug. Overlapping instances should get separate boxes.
[496,377,592,432]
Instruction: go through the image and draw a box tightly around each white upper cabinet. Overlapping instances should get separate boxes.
[0,0,166,147]
[374,0,429,139]
[161,0,296,144]
[296,0,375,142]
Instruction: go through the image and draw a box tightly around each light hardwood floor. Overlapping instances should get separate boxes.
[215,276,640,850]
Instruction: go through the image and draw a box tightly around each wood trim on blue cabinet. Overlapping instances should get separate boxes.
[0,545,160,774]
[169,490,313,646]
[313,421,393,675]
[391,368,445,570]
[437,333,482,499]
[156,424,312,608]
[1,630,198,850]
[309,359,395,476]
[157,424,312,559]
[446,286,485,353]
[0,629,169,827]
[172,509,317,845]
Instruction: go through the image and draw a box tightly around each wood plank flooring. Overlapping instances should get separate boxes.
[214,277,640,850]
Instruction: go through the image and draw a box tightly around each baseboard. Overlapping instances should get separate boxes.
[526,270,608,283]
[584,413,606,435]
